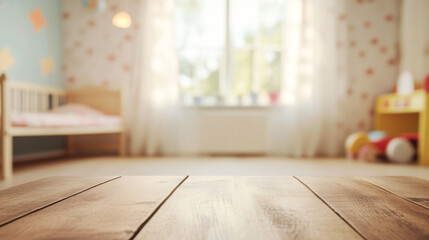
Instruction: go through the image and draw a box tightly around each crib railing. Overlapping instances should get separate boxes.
[6,81,66,113]
[1,73,66,131]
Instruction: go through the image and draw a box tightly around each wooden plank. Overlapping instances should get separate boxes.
[0,176,119,226]
[134,177,362,240]
[297,176,429,240]
[0,176,186,240]
[361,176,429,208]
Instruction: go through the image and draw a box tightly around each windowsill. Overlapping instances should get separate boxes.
[181,104,278,110]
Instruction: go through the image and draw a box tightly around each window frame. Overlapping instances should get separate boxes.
[177,0,286,106]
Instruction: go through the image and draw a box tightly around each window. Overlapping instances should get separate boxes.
[176,0,286,105]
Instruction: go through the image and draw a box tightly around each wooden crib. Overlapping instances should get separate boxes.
[0,73,126,180]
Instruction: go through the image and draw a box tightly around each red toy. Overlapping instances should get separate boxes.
[372,137,393,153]
[424,73,429,93]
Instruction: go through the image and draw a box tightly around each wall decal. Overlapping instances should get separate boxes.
[28,7,46,32]
[40,57,54,75]
[0,46,15,71]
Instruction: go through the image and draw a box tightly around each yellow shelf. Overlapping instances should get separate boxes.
[376,90,424,114]
[375,90,429,165]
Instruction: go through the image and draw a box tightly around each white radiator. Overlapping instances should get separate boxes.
[198,109,268,154]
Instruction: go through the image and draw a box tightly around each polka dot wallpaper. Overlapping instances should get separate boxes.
[339,0,401,134]
[62,0,401,133]
[62,0,139,90]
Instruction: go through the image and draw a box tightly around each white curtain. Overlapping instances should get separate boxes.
[400,0,429,80]
[267,0,348,157]
[125,0,180,156]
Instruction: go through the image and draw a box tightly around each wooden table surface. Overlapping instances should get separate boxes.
[0,176,428,240]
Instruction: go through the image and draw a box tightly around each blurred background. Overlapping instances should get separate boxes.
[1,0,429,186]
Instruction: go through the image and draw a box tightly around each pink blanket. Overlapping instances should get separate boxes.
[11,104,121,127]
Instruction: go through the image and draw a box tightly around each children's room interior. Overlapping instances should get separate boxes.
[1,0,429,238]
[0,0,429,185]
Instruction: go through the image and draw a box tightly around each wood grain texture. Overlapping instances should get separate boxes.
[361,176,429,208]
[0,176,185,240]
[297,176,429,240]
[135,176,362,240]
[0,176,118,226]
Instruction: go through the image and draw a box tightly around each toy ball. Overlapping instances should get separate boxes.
[345,132,370,156]
[82,0,106,13]
[368,131,387,142]
[358,144,379,162]
[386,138,415,163]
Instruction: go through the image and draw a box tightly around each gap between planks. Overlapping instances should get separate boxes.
[2,176,428,239]
[134,176,363,240]
[129,175,189,240]
[293,176,367,240]
[360,176,429,210]
[0,176,121,227]
[0,176,189,239]
[297,176,429,240]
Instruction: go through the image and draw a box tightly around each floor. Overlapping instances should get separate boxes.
[2,176,428,239]
[1,156,429,190]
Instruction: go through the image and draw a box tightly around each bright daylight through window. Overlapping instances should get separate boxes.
[175,0,286,106]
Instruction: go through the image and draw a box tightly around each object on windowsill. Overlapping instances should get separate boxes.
[397,71,414,95]
[216,95,224,105]
[250,92,258,105]
[193,96,202,105]
[269,92,279,104]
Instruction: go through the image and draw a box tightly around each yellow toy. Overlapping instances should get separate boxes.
[345,132,371,158]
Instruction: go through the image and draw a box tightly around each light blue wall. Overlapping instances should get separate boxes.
[0,0,63,87]
[0,0,65,158]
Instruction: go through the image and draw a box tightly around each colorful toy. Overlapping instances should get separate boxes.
[345,132,370,157]
[358,144,379,162]
[386,138,415,163]
[372,137,393,153]
[345,131,419,163]
[368,131,387,142]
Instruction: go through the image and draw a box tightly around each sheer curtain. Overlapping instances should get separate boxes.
[125,0,180,156]
[400,0,429,80]
[267,0,348,157]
